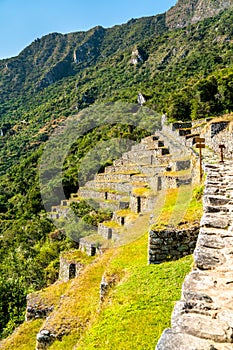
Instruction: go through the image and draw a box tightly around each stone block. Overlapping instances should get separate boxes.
[200,214,229,229]
[194,247,226,270]
[173,313,233,343]
[156,329,214,350]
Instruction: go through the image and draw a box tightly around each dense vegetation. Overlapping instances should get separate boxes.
[0,2,233,341]
[1,9,233,174]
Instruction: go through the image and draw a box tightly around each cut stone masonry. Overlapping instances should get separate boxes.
[157,161,233,350]
[49,120,196,256]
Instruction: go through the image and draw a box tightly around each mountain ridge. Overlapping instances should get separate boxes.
[166,0,233,28]
[1,0,233,98]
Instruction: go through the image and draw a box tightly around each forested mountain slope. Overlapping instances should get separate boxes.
[0,6,233,175]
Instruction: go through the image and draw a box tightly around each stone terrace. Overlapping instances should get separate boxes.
[49,124,194,255]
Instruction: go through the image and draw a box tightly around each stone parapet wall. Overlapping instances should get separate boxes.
[161,174,192,190]
[149,225,199,264]
[156,161,233,350]
[26,293,54,322]
[201,120,233,159]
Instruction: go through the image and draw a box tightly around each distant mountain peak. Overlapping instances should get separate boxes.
[166,0,233,28]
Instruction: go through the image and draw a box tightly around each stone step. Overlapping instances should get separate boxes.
[97,221,122,240]
[200,213,229,229]
[122,148,170,161]
[130,143,147,152]
[104,164,140,174]
[78,187,130,202]
[83,180,132,193]
[94,172,133,182]
[173,313,233,343]
[79,234,108,256]
[141,137,165,150]
[156,329,215,350]
[204,195,230,207]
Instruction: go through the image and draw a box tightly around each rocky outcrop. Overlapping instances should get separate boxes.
[166,0,233,29]
[157,161,233,349]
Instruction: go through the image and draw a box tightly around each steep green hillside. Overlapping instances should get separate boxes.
[1,9,233,175]
[0,234,193,350]
[0,0,233,343]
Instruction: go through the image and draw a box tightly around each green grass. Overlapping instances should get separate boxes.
[0,319,43,350]
[46,234,192,350]
[152,185,203,230]
[60,250,95,264]
[1,233,193,350]
[102,221,121,229]
[1,185,197,350]
[132,187,151,197]
[75,237,193,350]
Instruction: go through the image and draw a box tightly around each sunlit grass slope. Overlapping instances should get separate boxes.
[48,234,192,350]
[0,319,43,350]
[0,183,200,350]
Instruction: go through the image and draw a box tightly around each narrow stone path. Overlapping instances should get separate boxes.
[157,161,233,350]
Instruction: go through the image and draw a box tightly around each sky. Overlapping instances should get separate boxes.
[0,0,176,59]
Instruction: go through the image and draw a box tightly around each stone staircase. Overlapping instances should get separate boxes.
[157,161,233,350]
[49,122,197,256]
